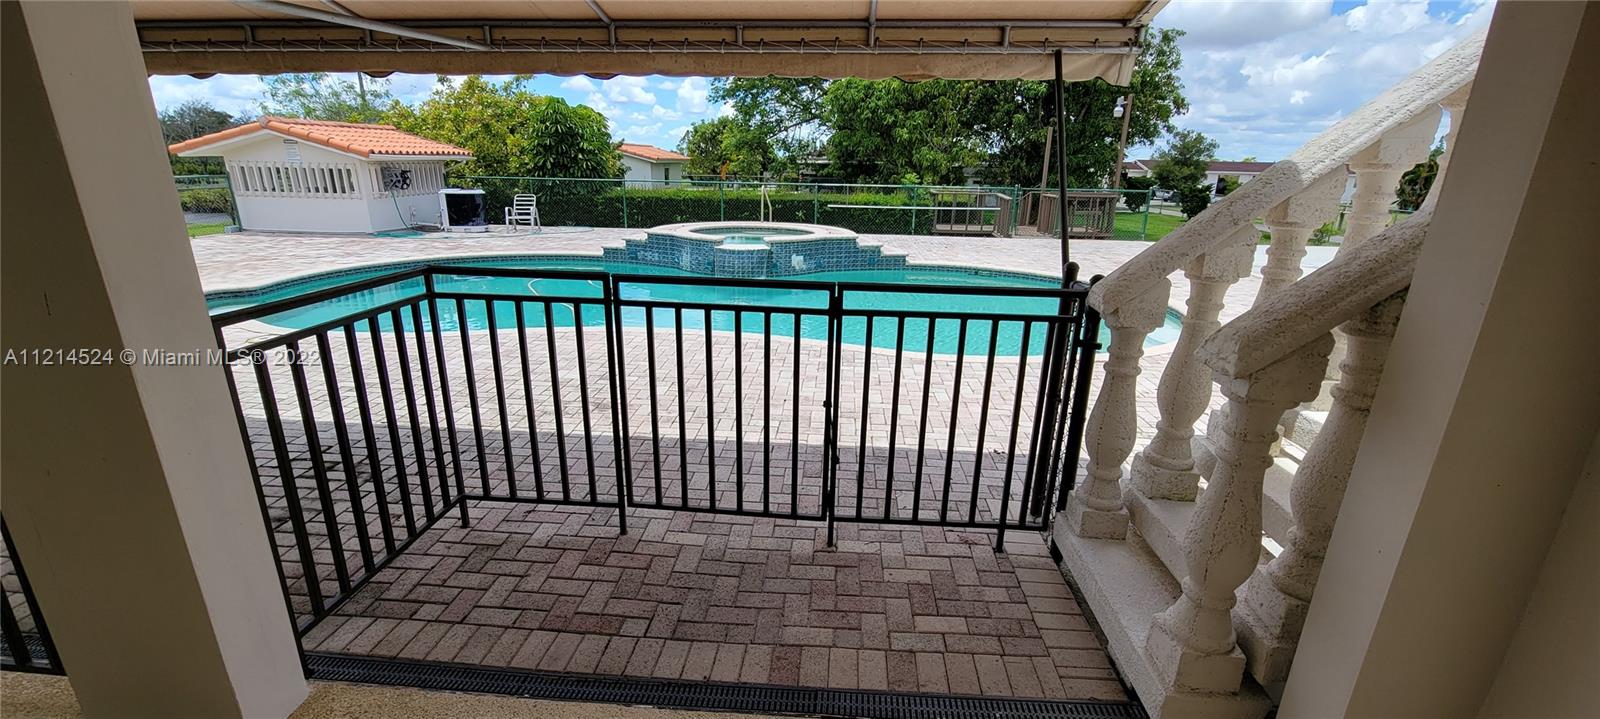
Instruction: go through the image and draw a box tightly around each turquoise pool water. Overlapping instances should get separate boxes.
[209,257,1184,355]
[695,226,811,237]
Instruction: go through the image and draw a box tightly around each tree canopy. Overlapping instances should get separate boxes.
[160,99,242,174]
[678,115,778,179]
[382,75,619,179]
[1150,128,1219,191]
[679,28,1190,187]
[260,73,393,123]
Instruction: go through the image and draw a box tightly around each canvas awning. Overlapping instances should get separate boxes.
[133,0,1166,83]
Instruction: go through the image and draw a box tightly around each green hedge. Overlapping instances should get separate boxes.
[456,179,938,235]
[180,187,234,215]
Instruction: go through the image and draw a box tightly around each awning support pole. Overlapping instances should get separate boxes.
[1053,48,1070,273]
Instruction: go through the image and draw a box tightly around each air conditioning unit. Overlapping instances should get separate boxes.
[438,188,488,232]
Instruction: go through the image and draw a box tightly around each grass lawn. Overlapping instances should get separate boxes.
[187,222,227,237]
[1115,211,1185,241]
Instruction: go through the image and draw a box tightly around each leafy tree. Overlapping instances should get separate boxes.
[679,115,776,179]
[699,28,1190,187]
[261,72,393,123]
[1175,183,1213,219]
[1396,142,1444,211]
[1240,155,1258,163]
[1217,175,1241,196]
[160,100,239,144]
[1122,175,1157,211]
[823,79,985,185]
[1150,129,1218,191]
[971,28,1189,188]
[383,75,619,179]
[160,100,239,174]
[708,77,829,179]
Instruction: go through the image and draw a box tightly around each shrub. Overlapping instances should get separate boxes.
[1174,184,1212,219]
[454,179,940,234]
[1122,176,1156,212]
[180,188,234,214]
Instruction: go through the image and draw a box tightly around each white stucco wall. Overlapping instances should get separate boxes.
[621,155,687,187]
[218,134,448,233]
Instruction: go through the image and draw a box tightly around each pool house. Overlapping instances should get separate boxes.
[168,116,472,234]
[5,3,1598,719]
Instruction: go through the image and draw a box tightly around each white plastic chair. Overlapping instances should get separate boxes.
[503,194,540,230]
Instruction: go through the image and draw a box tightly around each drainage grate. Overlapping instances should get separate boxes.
[307,653,1147,719]
[0,634,60,673]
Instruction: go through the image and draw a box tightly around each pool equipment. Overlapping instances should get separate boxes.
[438,188,489,233]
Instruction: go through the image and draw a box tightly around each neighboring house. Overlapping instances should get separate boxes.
[1126,159,1359,201]
[169,117,471,233]
[619,143,690,186]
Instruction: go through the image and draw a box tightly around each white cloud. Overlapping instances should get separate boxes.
[674,77,710,114]
[1152,0,1493,160]
[147,74,268,117]
[585,92,625,128]
[561,76,597,92]
[605,76,656,104]
[619,122,664,141]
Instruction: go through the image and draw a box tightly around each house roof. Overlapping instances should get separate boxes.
[619,143,690,163]
[1207,161,1274,174]
[168,117,472,159]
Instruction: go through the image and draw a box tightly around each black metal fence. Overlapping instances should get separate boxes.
[211,265,1099,635]
[1,518,64,675]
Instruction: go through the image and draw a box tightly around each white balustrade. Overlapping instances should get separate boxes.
[1129,230,1256,501]
[1237,293,1405,688]
[1342,107,1442,253]
[1144,333,1332,695]
[1256,170,1348,302]
[1420,84,1472,213]
[1066,279,1170,539]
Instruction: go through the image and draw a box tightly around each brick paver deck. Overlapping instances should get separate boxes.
[0,227,1340,703]
[301,504,1125,700]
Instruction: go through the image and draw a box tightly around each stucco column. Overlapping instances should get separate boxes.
[1144,333,1331,696]
[1280,3,1600,716]
[1236,293,1404,689]
[1,3,307,717]
[1129,231,1255,501]
[1065,280,1171,539]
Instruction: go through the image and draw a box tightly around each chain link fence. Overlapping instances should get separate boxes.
[455,176,1155,240]
[174,174,238,237]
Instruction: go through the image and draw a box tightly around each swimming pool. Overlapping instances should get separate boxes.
[208,256,1184,355]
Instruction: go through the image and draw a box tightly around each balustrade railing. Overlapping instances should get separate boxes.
[1056,28,1482,718]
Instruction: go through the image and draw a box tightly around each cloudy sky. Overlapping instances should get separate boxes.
[146,0,1493,162]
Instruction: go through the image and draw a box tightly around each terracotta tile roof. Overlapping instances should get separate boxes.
[618,143,690,162]
[168,116,472,159]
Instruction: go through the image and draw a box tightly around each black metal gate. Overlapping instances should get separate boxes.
[1,517,64,674]
[211,264,1099,634]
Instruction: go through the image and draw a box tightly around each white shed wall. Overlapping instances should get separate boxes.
[218,135,448,233]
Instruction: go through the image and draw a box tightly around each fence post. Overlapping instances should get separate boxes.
[1140,191,1151,240]
[221,172,241,227]
[719,182,726,221]
[812,184,820,224]
[621,180,629,228]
